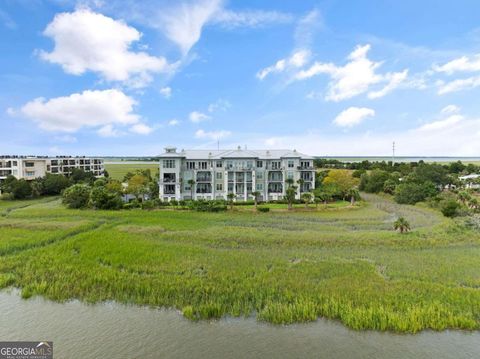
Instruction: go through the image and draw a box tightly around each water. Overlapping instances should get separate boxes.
[0,290,478,359]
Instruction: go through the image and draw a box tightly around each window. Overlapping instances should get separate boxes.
[196,183,212,193]
[186,161,195,170]
[163,160,175,169]
[25,162,34,167]
[12,161,17,166]
[216,161,223,168]
[271,161,281,169]
[288,160,295,168]
[26,171,35,176]
[256,161,263,168]
[164,184,175,194]
[226,161,233,169]
[200,161,208,170]
[256,183,263,191]
[216,183,223,191]
[256,171,263,180]
[287,171,294,180]
[300,161,311,168]
[246,161,253,169]
[216,172,223,180]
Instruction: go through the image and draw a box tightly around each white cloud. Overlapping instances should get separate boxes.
[294,9,322,48]
[418,114,463,132]
[294,44,408,101]
[97,124,122,137]
[437,76,480,94]
[159,86,172,98]
[160,0,222,55]
[441,105,460,114]
[208,99,231,113]
[168,119,180,126]
[212,9,292,29]
[333,107,375,128]
[195,129,231,140]
[368,70,409,99]
[40,9,170,87]
[130,123,154,135]
[189,111,211,123]
[20,89,139,133]
[433,55,480,74]
[257,50,310,80]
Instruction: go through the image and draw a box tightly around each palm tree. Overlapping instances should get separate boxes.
[347,188,360,206]
[393,217,410,234]
[458,191,471,205]
[285,178,295,188]
[227,193,236,210]
[285,185,297,210]
[187,179,195,200]
[297,178,305,193]
[301,192,312,208]
[251,191,261,209]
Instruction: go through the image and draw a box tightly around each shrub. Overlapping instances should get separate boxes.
[359,170,390,193]
[62,184,91,209]
[0,192,14,201]
[187,199,227,212]
[124,200,141,209]
[43,174,71,195]
[257,207,270,212]
[141,200,155,210]
[11,179,33,199]
[394,181,437,205]
[440,200,460,217]
[90,186,123,210]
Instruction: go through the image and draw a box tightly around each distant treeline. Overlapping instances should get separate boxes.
[314,158,480,174]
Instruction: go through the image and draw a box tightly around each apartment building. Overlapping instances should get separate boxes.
[158,147,316,201]
[0,156,104,181]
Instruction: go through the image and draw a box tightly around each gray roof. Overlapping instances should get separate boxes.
[158,148,314,160]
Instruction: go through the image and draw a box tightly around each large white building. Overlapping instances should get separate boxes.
[158,147,316,202]
[0,156,104,181]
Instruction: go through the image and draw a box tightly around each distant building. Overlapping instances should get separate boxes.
[459,173,480,189]
[157,147,316,202]
[0,156,104,182]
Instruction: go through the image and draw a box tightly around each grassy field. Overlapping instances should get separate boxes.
[104,162,159,181]
[0,195,479,333]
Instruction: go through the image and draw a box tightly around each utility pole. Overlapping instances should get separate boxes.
[392,141,396,166]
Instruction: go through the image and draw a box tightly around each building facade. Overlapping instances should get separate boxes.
[0,156,104,181]
[158,147,316,201]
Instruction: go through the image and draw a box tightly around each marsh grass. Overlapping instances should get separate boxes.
[0,194,479,332]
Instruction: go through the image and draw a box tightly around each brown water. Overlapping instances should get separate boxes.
[0,290,478,358]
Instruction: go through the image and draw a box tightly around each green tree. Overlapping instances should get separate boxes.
[393,217,410,233]
[70,168,96,184]
[285,185,297,210]
[187,179,196,200]
[347,188,360,206]
[43,174,71,195]
[359,170,390,193]
[127,174,148,201]
[90,186,123,210]
[285,178,295,188]
[251,191,261,209]
[440,200,460,217]
[301,192,312,208]
[11,179,32,199]
[227,193,236,210]
[62,184,91,209]
[394,181,437,205]
[323,170,358,198]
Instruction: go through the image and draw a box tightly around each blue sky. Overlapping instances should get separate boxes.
[2,0,480,156]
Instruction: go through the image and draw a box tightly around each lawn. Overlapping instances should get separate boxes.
[104,162,159,181]
[0,195,479,333]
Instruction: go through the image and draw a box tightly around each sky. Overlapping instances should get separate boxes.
[2,0,480,157]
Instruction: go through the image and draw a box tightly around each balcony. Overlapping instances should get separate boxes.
[196,171,212,182]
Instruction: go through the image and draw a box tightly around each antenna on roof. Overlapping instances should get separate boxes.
[392,141,396,166]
